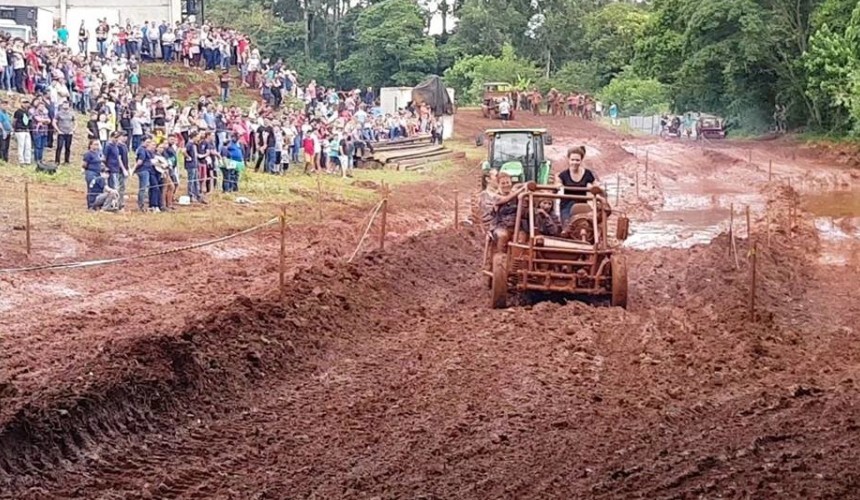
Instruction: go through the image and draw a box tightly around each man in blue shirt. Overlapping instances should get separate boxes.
[117,133,130,210]
[135,138,155,212]
[0,100,12,162]
[103,131,126,207]
[81,139,104,209]
[184,133,205,203]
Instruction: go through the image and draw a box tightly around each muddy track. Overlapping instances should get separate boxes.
[3,111,860,498]
[4,183,860,498]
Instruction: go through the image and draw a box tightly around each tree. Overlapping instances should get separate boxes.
[443,43,540,103]
[598,75,669,115]
[582,2,650,84]
[338,0,438,88]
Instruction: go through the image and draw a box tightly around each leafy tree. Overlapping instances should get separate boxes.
[582,2,650,84]
[546,61,602,93]
[598,76,669,115]
[443,43,539,104]
[338,0,438,88]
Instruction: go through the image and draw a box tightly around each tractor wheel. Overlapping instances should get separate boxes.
[611,255,628,308]
[491,254,508,309]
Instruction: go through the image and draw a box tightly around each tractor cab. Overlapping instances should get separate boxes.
[476,128,553,188]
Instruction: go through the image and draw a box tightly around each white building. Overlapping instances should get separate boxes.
[0,0,182,31]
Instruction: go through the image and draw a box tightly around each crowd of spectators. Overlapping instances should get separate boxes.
[0,18,444,212]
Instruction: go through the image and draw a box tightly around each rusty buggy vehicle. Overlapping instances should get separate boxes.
[481,183,630,309]
[481,82,515,120]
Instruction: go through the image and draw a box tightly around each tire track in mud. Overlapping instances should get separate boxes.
[5,114,860,498]
[9,184,859,499]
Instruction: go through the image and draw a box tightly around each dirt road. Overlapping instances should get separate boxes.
[2,110,859,499]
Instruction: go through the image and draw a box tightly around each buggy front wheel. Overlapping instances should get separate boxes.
[491,254,508,309]
[611,255,628,308]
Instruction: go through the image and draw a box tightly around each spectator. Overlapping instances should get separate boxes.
[78,21,89,54]
[57,25,69,46]
[82,140,103,209]
[53,101,76,165]
[134,137,155,212]
[183,132,205,203]
[13,99,32,165]
[90,168,120,211]
[0,99,12,162]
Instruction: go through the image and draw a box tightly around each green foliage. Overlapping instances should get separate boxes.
[582,2,650,84]
[338,0,437,88]
[443,44,540,104]
[598,76,670,116]
[547,60,602,94]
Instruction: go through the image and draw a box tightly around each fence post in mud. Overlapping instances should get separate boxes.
[635,171,640,198]
[379,182,389,251]
[279,205,287,301]
[453,189,459,231]
[749,241,758,322]
[768,160,773,182]
[645,150,649,177]
[24,181,31,257]
[766,211,771,248]
[729,203,739,269]
[746,205,751,240]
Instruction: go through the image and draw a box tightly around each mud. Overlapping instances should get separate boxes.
[2,110,860,499]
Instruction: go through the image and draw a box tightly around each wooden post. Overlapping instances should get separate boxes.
[766,211,771,248]
[24,181,31,257]
[729,202,734,242]
[748,149,752,164]
[746,205,751,239]
[453,189,459,230]
[635,170,640,198]
[279,206,286,301]
[615,173,621,206]
[645,150,649,176]
[379,183,389,250]
[768,160,772,182]
[749,241,757,322]
[316,173,323,221]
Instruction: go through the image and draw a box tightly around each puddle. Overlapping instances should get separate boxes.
[813,216,860,267]
[625,173,764,249]
[625,208,731,249]
[804,190,860,218]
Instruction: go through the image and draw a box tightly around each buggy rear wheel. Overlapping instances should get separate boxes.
[611,255,628,308]
[491,254,508,309]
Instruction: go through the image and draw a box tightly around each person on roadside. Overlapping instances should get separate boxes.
[498,97,511,121]
[556,145,598,225]
[90,167,120,211]
[104,131,125,206]
[82,140,104,209]
[53,101,76,165]
[183,132,206,203]
[116,133,130,210]
[0,99,12,162]
[13,99,32,166]
[135,137,156,212]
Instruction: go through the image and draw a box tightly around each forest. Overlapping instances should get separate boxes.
[207,0,860,134]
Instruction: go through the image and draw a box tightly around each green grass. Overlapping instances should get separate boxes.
[0,159,458,237]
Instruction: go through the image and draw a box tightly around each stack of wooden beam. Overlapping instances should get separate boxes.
[358,135,466,171]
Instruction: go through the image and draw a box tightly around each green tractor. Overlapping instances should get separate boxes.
[471,128,554,230]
